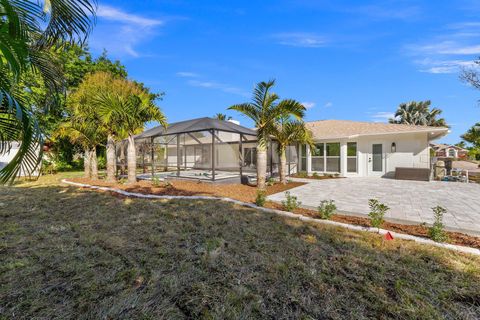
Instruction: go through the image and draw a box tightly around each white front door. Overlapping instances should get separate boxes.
[368,143,385,176]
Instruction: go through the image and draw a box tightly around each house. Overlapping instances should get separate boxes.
[128,117,449,181]
[0,141,41,177]
[299,120,449,178]
[430,143,468,159]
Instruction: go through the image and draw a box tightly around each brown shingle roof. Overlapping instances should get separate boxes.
[306,120,449,140]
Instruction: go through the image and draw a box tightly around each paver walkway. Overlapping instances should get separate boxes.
[268,178,480,236]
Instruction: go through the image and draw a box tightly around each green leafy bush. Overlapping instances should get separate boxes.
[368,199,389,229]
[312,172,319,178]
[428,206,449,242]
[317,200,336,219]
[97,155,106,170]
[282,191,301,211]
[151,176,162,187]
[297,171,308,178]
[255,190,266,207]
[266,177,275,186]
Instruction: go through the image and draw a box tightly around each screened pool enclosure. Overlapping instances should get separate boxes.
[115,117,299,182]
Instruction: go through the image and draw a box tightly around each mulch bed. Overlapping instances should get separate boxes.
[69,177,480,250]
[69,177,304,203]
[290,174,343,180]
[265,202,480,250]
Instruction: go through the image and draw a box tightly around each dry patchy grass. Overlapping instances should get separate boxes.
[0,173,479,319]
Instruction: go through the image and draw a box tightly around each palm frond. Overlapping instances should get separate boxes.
[0,90,42,184]
[228,103,259,123]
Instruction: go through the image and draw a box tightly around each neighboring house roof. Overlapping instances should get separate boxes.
[305,120,449,140]
[136,117,257,139]
[430,143,467,152]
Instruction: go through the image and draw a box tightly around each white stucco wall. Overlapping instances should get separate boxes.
[301,132,431,178]
[0,141,41,177]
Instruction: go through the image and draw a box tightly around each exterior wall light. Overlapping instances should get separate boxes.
[391,142,396,153]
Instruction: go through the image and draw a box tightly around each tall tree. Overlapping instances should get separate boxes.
[462,123,480,147]
[389,101,447,127]
[229,80,305,189]
[271,120,313,184]
[95,89,166,184]
[54,116,105,179]
[0,0,96,184]
[214,113,231,121]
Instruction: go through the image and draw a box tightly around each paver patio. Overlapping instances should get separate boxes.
[268,177,480,236]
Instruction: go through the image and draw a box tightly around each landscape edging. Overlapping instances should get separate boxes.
[61,179,480,256]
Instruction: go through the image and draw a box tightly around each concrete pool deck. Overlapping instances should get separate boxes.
[268,177,480,236]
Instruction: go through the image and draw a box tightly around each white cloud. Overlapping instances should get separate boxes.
[302,102,316,109]
[324,101,333,108]
[186,79,248,96]
[97,5,163,27]
[272,33,327,48]
[415,58,477,74]
[370,112,394,122]
[90,5,165,58]
[176,71,199,78]
[406,22,480,74]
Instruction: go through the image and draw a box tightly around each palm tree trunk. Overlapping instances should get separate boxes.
[279,146,287,184]
[106,133,116,182]
[256,140,267,190]
[127,134,137,184]
[84,149,91,179]
[90,147,98,180]
[120,142,126,175]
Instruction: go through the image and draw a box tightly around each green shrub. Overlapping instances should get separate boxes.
[297,171,308,178]
[255,190,266,207]
[266,177,275,186]
[151,176,162,186]
[97,155,106,170]
[282,191,301,212]
[428,206,448,242]
[368,199,389,229]
[312,172,319,178]
[317,200,336,219]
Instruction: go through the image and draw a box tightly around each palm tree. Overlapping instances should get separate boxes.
[462,123,480,147]
[0,0,96,184]
[214,113,231,121]
[229,80,305,189]
[271,120,313,184]
[95,93,166,184]
[55,117,105,179]
[389,101,447,127]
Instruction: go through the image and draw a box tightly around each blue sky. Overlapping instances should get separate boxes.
[89,0,480,144]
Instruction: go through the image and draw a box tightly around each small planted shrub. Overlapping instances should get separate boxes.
[255,190,266,207]
[317,200,337,219]
[368,199,389,230]
[151,176,161,187]
[282,191,301,212]
[266,177,275,186]
[312,172,320,178]
[428,206,448,242]
[297,171,308,178]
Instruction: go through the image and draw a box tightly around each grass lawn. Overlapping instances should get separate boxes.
[1,173,479,319]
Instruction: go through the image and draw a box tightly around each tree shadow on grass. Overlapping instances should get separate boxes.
[0,184,479,319]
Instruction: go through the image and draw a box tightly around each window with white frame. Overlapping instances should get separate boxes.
[347,142,357,173]
[311,143,324,171]
[326,143,340,172]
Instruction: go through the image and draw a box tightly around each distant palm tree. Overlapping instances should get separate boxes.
[271,120,313,184]
[0,0,96,184]
[229,80,305,189]
[214,113,232,121]
[389,101,447,127]
[462,123,480,147]
[55,117,105,179]
[96,93,167,184]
